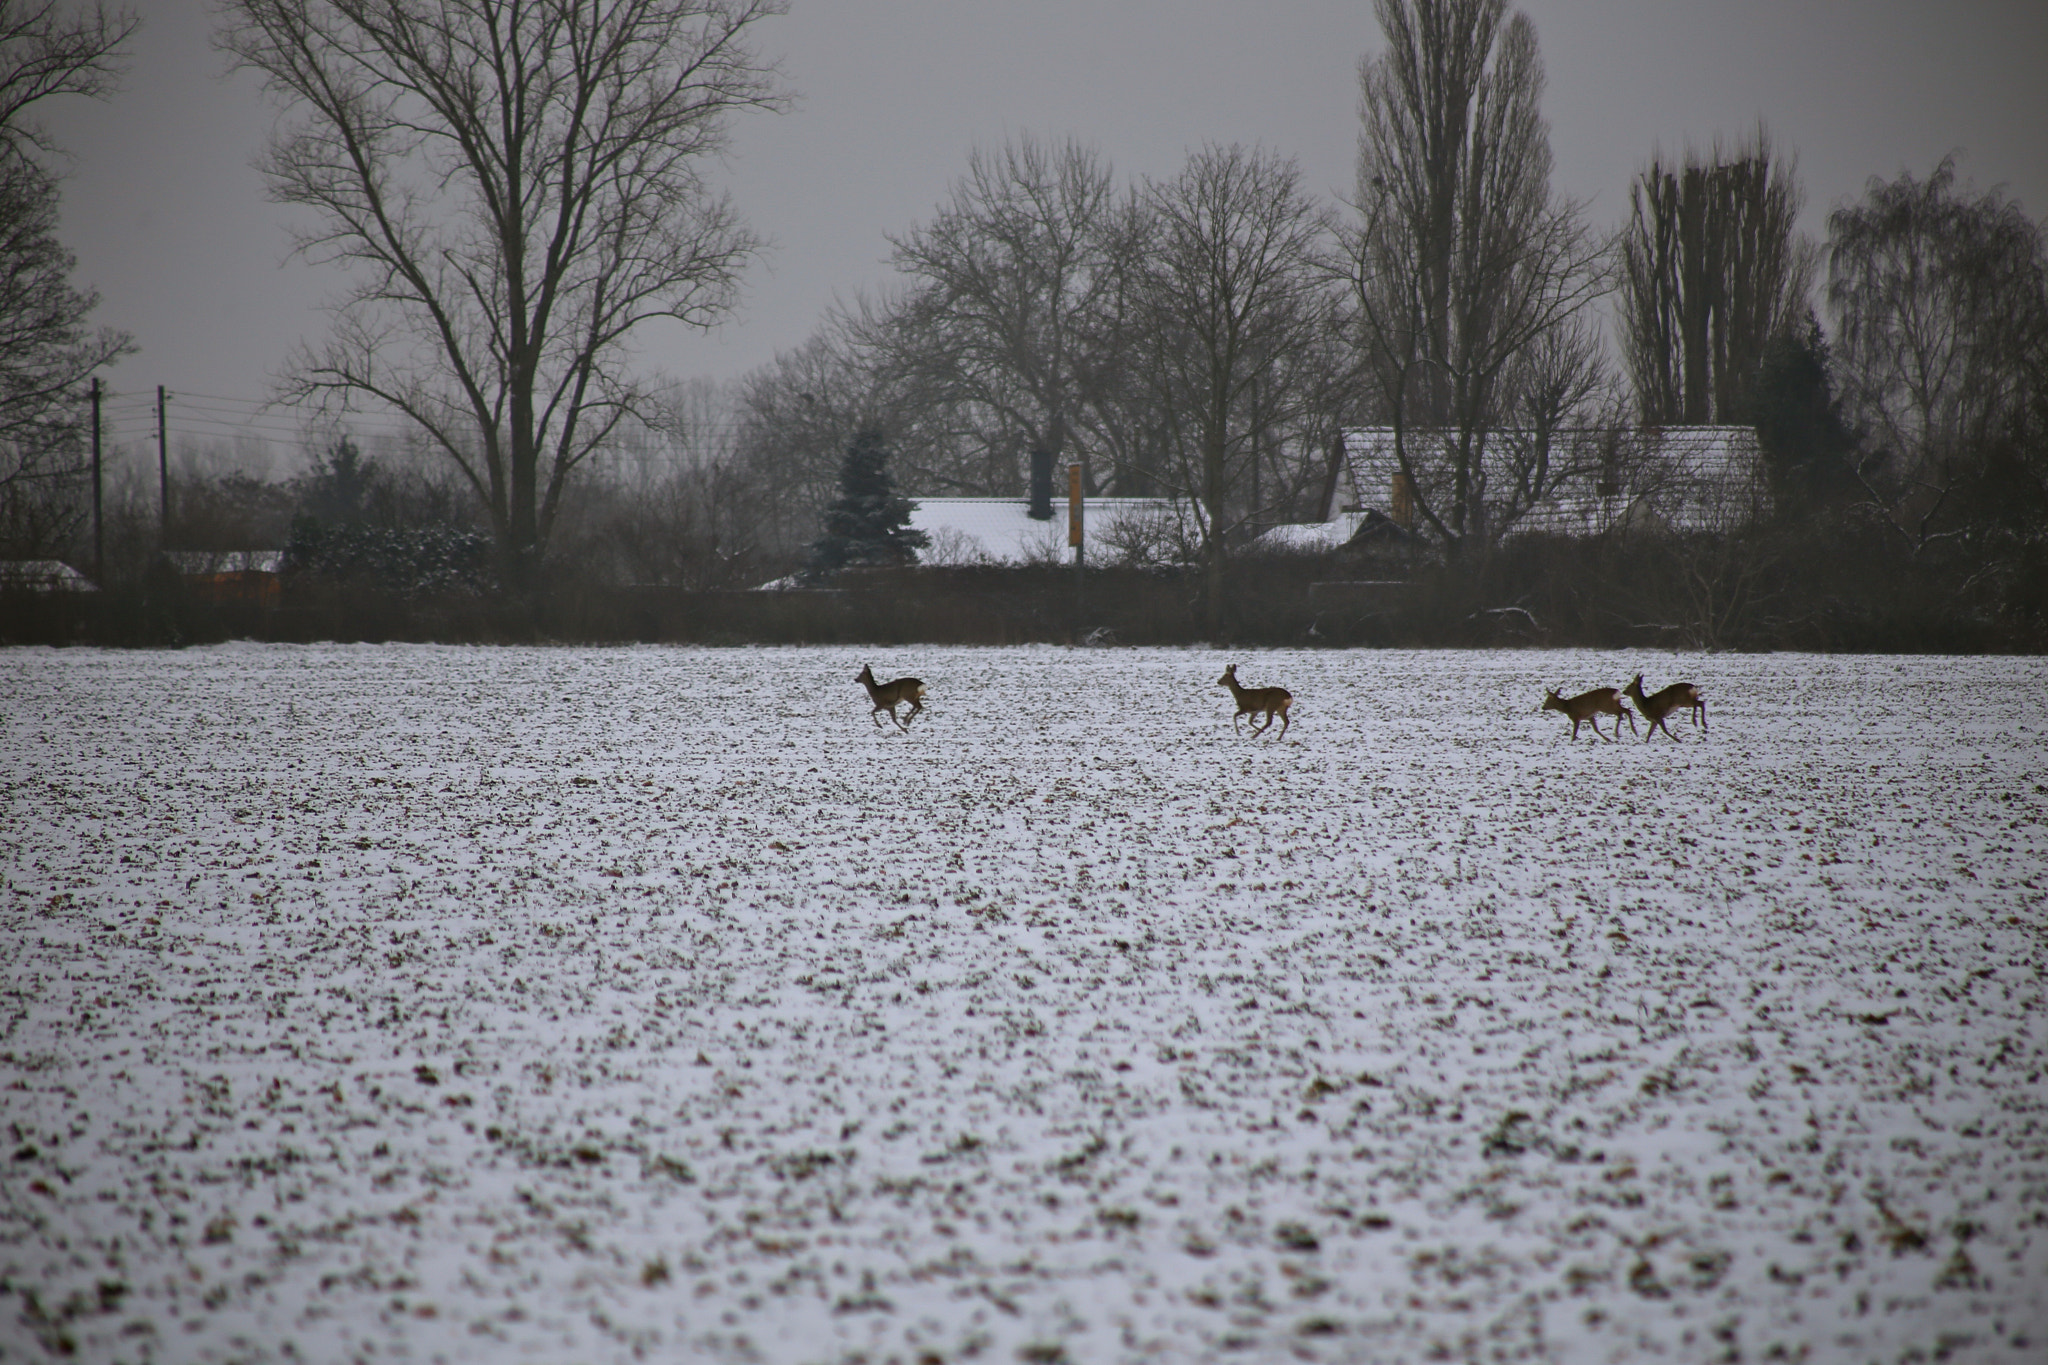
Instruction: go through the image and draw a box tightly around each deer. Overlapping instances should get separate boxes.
[1623,673,1706,742]
[1540,685,1638,741]
[1217,663,1293,739]
[855,664,926,731]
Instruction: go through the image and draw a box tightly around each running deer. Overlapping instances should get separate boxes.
[1217,663,1293,738]
[1540,685,1638,741]
[1623,673,1706,742]
[855,664,926,731]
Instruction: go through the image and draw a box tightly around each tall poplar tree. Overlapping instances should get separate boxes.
[1342,0,1606,554]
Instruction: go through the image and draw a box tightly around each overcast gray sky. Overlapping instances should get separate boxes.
[41,0,2048,454]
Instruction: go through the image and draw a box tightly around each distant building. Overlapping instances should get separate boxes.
[1306,425,1768,540]
[1252,509,1419,560]
[1255,512,1372,554]
[0,560,98,593]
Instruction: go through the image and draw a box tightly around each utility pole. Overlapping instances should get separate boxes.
[90,378,102,584]
[156,385,169,548]
[1068,462,1084,626]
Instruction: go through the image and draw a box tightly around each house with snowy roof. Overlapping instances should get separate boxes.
[1266,425,1768,545]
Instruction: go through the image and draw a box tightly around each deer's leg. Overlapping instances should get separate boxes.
[1622,708,1639,736]
[1275,707,1290,739]
[1591,715,1607,741]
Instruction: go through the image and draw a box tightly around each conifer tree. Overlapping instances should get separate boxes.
[808,429,928,572]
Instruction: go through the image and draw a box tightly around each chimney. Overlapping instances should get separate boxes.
[1027,448,1054,520]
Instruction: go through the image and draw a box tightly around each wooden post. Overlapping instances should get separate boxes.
[1390,471,1415,530]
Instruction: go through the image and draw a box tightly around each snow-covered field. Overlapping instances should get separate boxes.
[2,643,2044,1365]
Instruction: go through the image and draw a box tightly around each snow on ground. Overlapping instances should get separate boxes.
[1,644,2044,1365]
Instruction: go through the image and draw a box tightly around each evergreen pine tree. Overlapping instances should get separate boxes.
[1746,317,1858,514]
[809,429,928,572]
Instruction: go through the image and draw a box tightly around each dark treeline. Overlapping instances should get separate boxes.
[3,0,2045,650]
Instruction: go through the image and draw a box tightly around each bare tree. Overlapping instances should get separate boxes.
[726,303,983,559]
[221,0,787,592]
[543,378,784,588]
[0,1,137,559]
[726,330,862,560]
[883,134,1147,499]
[1489,308,1610,523]
[1620,129,1815,425]
[1135,143,1330,636]
[1827,155,2048,552]
[1342,0,1607,555]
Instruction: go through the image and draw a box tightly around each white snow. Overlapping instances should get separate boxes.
[2,643,2044,1364]
[909,499,1180,566]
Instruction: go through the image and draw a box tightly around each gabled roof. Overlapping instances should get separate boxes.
[909,497,1182,566]
[1337,425,1766,536]
[1254,512,1371,553]
[1252,509,1417,553]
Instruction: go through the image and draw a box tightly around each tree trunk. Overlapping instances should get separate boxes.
[1204,421,1227,640]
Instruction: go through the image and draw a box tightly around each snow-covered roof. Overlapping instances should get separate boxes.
[0,559,97,592]
[909,497,1181,566]
[1336,425,1767,537]
[164,550,287,576]
[1252,513,1371,553]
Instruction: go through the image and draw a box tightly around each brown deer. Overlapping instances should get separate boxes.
[1217,663,1293,738]
[855,664,926,731]
[1540,685,1638,741]
[1623,673,1706,742]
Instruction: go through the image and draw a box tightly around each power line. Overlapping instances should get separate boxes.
[167,415,423,442]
